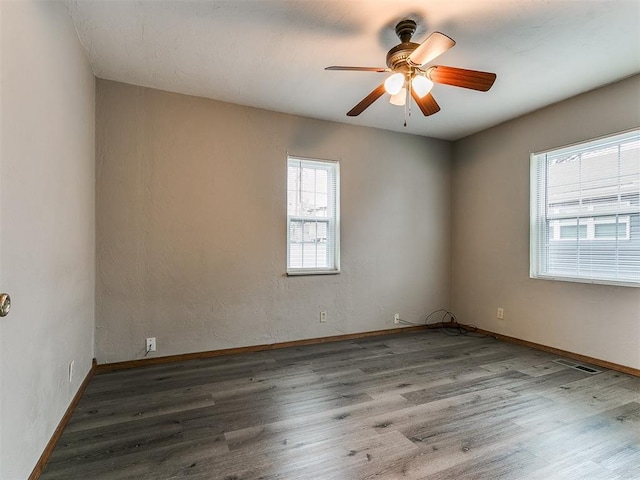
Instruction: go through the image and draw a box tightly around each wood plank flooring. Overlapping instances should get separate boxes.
[40,330,640,479]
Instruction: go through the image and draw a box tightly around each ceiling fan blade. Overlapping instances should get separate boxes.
[347,83,386,116]
[411,90,440,116]
[407,32,455,67]
[325,66,389,72]
[426,66,497,91]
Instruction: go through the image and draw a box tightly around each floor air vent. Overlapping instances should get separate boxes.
[553,358,601,374]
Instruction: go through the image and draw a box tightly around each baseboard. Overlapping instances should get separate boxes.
[470,326,640,377]
[96,325,429,373]
[97,322,639,376]
[28,359,97,480]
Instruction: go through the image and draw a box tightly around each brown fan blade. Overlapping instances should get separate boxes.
[426,66,496,91]
[411,90,440,116]
[325,66,389,72]
[407,32,455,68]
[347,83,386,116]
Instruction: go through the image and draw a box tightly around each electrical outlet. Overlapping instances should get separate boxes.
[68,360,74,383]
[320,311,327,323]
[394,313,400,324]
[146,337,157,352]
[497,308,504,320]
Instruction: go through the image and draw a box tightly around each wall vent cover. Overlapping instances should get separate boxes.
[553,358,601,374]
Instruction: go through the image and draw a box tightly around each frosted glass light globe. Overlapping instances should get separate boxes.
[384,73,405,95]
[389,88,406,106]
[412,75,434,98]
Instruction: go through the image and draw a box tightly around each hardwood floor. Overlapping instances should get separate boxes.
[40,330,640,479]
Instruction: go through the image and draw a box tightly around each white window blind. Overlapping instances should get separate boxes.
[530,129,640,287]
[287,157,340,275]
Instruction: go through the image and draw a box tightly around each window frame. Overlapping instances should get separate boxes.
[286,156,340,276]
[530,129,640,288]
[549,216,631,242]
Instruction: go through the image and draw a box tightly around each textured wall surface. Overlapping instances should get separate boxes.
[96,80,452,364]
[0,2,95,478]
[452,75,640,369]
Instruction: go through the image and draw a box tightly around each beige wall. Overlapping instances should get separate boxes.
[96,80,452,364]
[0,2,95,478]
[452,75,640,369]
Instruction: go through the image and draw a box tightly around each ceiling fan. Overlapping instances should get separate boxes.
[325,19,496,121]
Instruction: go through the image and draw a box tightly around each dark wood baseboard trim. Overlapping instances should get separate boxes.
[28,359,97,480]
[96,325,429,373]
[469,326,640,377]
[95,322,639,377]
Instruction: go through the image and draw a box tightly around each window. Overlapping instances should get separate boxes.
[287,157,340,275]
[530,129,640,287]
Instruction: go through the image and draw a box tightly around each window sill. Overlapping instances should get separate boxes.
[530,274,639,288]
[287,269,340,276]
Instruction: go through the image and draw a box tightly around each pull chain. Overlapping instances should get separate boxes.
[404,75,412,127]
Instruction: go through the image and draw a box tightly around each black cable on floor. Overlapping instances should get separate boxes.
[398,309,489,338]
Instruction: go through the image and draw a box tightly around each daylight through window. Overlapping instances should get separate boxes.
[530,129,640,287]
[287,157,340,274]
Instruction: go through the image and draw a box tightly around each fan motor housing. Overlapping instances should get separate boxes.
[386,19,420,72]
[386,42,419,72]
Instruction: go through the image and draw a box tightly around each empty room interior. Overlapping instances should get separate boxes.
[1,1,640,479]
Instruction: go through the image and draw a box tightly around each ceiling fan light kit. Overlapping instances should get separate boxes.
[412,75,433,98]
[389,88,407,106]
[384,72,405,95]
[326,19,497,125]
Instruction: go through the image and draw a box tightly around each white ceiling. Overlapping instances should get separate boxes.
[66,0,640,140]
